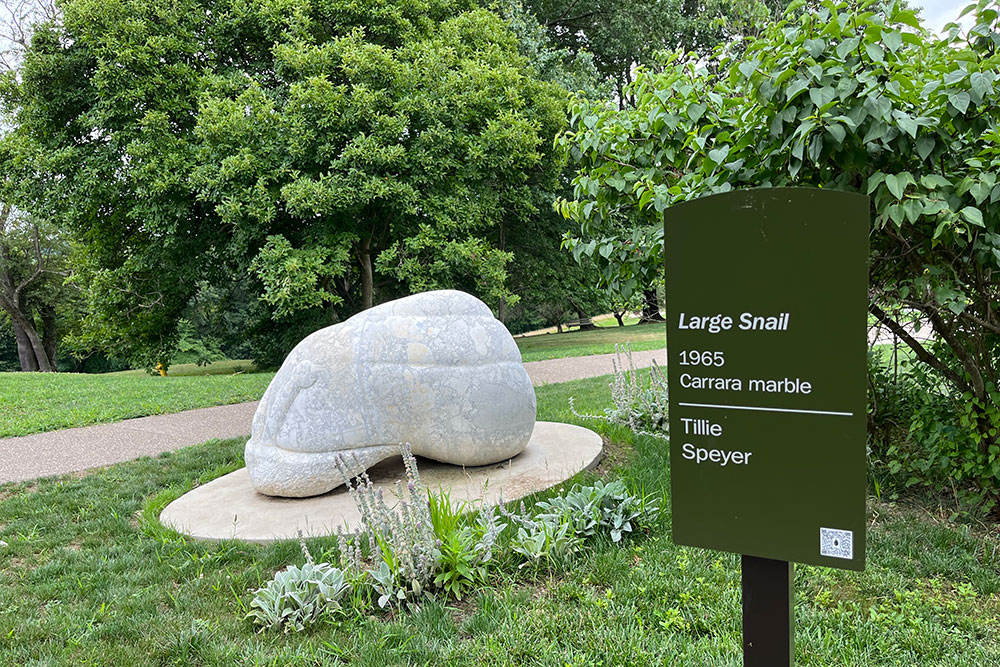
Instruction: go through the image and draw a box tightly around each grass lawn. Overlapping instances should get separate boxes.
[2,375,999,665]
[517,321,665,363]
[595,315,642,327]
[0,369,275,438]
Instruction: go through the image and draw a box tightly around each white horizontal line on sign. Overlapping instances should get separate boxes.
[677,402,854,417]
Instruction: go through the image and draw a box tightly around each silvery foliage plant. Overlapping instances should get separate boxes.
[473,502,506,564]
[247,540,350,632]
[536,479,658,543]
[336,444,440,609]
[570,343,668,438]
[506,501,582,569]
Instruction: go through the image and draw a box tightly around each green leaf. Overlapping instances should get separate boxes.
[920,174,951,189]
[947,300,967,315]
[960,206,984,226]
[903,199,923,223]
[970,181,990,205]
[888,203,905,226]
[809,86,836,108]
[708,146,730,163]
[892,9,921,29]
[883,31,903,53]
[944,70,967,86]
[865,43,885,63]
[971,71,992,98]
[826,123,846,143]
[933,220,950,239]
[738,61,758,79]
[836,37,861,59]
[804,38,826,57]
[867,172,886,194]
[885,173,905,199]
[686,102,706,122]
[916,136,935,161]
[786,78,809,101]
[895,113,918,138]
[948,91,971,114]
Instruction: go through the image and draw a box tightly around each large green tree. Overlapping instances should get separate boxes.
[559,0,1000,496]
[8,0,570,368]
[520,0,785,105]
[0,0,72,372]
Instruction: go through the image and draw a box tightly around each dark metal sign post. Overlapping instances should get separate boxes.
[664,189,869,666]
[742,555,793,666]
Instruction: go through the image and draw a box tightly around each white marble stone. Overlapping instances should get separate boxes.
[245,290,536,497]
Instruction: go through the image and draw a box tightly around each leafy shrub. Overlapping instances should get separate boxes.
[560,0,1000,503]
[247,543,350,632]
[869,344,1000,512]
[172,319,226,367]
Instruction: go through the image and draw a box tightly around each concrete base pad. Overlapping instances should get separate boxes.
[159,421,603,543]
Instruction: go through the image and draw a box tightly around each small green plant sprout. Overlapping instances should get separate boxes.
[570,343,668,438]
[427,489,507,599]
[246,540,350,633]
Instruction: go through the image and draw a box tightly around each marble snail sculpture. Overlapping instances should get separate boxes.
[245,290,537,497]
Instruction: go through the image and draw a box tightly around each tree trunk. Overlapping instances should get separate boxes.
[9,310,53,371]
[614,312,625,327]
[358,238,374,310]
[639,289,664,322]
[41,304,58,370]
[13,320,39,371]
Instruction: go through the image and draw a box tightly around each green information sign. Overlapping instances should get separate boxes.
[665,188,869,571]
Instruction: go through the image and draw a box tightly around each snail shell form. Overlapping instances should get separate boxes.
[245,290,537,497]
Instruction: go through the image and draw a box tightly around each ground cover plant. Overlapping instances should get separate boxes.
[245,448,656,631]
[3,375,1000,665]
[0,369,274,437]
[516,321,665,363]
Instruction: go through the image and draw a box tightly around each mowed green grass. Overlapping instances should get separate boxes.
[0,369,275,438]
[517,321,665,362]
[1,375,999,665]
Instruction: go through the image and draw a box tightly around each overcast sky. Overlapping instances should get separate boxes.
[914,0,975,32]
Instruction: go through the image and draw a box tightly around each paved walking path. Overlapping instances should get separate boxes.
[0,348,666,485]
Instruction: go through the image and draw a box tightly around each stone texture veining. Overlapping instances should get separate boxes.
[245,290,537,497]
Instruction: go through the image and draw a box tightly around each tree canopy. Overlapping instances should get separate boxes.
[521,0,789,104]
[4,0,573,368]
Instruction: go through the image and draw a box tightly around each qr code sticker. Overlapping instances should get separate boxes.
[820,527,853,560]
